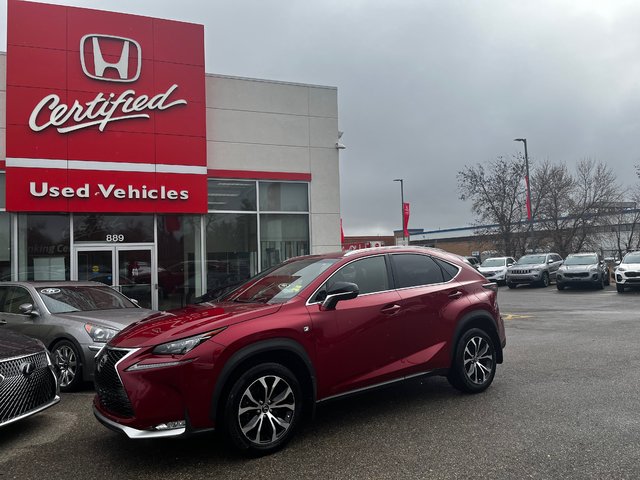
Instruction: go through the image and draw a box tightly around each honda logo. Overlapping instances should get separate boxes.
[80,34,142,82]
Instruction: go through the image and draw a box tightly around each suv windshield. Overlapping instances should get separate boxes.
[564,255,597,266]
[224,258,339,304]
[481,258,506,267]
[516,255,547,265]
[622,252,640,264]
[37,286,137,314]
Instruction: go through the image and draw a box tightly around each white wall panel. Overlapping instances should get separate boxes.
[310,213,341,253]
[309,147,340,214]
[0,92,6,129]
[309,86,338,118]
[0,54,5,91]
[309,117,338,148]
[207,108,309,147]
[207,141,310,173]
[206,75,309,115]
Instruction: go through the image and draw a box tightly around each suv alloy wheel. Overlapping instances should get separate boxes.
[448,328,496,393]
[224,363,303,455]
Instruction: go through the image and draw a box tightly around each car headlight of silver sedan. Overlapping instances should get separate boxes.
[84,323,118,343]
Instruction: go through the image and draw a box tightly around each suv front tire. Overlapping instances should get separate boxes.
[224,363,303,455]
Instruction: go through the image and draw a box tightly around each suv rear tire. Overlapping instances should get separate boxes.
[224,362,303,456]
[448,328,496,394]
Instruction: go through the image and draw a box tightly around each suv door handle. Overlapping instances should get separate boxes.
[380,304,402,315]
[448,290,463,299]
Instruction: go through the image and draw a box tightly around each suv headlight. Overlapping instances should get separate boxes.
[589,266,598,272]
[617,267,626,272]
[84,323,118,343]
[152,328,226,355]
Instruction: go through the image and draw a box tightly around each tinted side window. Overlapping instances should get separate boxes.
[434,258,459,282]
[391,254,444,288]
[3,287,35,314]
[325,256,389,296]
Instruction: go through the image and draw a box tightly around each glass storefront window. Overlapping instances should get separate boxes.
[74,214,154,243]
[0,213,10,280]
[208,180,256,211]
[157,215,202,310]
[260,214,309,270]
[259,182,308,212]
[18,214,70,281]
[206,213,258,291]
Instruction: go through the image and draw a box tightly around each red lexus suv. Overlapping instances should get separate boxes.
[93,247,506,454]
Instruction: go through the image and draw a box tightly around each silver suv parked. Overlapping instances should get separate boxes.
[556,253,610,290]
[506,253,563,288]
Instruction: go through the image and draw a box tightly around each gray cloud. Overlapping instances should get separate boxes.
[2,0,640,235]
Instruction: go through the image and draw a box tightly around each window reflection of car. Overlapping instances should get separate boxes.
[158,260,247,298]
[0,281,157,392]
[0,326,60,427]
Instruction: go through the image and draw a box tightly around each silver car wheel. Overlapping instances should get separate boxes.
[463,336,494,385]
[237,375,296,445]
[53,344,78,388]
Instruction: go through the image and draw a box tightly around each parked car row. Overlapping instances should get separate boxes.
[474,250,640,292]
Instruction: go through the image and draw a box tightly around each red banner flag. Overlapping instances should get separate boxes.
[402,202,410,238]
[340,218,345,244]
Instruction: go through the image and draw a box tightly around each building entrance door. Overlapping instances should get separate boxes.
[74,245,156,309]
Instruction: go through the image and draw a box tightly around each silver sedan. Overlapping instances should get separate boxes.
[0,281,156,391]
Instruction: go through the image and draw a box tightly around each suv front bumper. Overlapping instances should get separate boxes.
[557,272,601,285]
[506,272,544,284]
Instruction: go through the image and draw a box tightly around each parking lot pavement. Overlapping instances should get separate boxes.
[3,284,640,479]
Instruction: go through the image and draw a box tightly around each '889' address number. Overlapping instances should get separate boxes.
[106,235,125,242]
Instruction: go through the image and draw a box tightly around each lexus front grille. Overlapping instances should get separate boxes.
[94,348,135,418]
[0,352,57,426]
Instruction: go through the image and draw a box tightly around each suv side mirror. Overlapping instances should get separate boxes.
[320,282,359,311]
[19,303,39,317]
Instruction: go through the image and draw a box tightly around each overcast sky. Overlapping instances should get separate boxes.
[2,0,640,235]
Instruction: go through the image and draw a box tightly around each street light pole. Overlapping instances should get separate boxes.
[393,178,405,245]
[514,138,532,229]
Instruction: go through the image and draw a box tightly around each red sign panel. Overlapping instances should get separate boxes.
[5,0,207,213]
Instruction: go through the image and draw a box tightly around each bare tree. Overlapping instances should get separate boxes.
[606,186,640,259]
[535,158,619,257]
[457,156,528,257]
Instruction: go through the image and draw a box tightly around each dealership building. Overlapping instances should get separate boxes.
[0,0,342,310]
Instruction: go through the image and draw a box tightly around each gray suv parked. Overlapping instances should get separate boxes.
[506,253,563,288]
[556,253,610,290]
